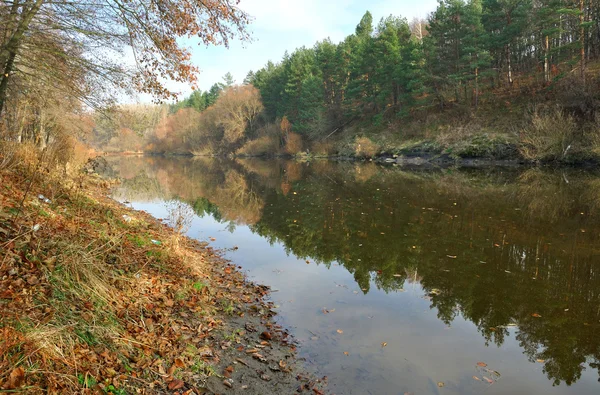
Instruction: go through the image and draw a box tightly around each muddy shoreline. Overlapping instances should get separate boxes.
[127,209,328,395]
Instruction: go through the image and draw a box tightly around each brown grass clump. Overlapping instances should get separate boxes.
[519,109,578,162]
[354,136,379,158]
[284,132,304,155]
[0,141,20,171]
[311,140,335,157]
[236,135,279,156]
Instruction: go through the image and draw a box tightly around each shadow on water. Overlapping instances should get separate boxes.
[108,156,600,394]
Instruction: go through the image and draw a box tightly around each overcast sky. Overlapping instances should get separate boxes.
[145,0,439,101]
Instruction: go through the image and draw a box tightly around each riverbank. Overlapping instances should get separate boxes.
[0,163,326,394]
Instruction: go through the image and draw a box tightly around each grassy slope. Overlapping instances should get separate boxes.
[0,166,321,394]
[319,67,600,164]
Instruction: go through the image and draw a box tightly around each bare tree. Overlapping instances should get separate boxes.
[0,0,250,118]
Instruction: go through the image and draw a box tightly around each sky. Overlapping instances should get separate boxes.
[143,0,439,101]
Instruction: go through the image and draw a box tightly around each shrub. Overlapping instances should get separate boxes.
[0,141,20,171]
[235,136,279,157]
[519,109,578,162]
[284,132,303,155]
[353,136,379,158]
[447,134,518,159]
[311,140,335,157]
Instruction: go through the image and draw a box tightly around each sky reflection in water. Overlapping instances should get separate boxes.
[110,156,600,395]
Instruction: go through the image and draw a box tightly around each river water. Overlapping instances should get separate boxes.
[107,156,600,395]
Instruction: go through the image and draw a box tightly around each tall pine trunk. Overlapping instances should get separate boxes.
[580,0,586,85]
[544,35,550,83]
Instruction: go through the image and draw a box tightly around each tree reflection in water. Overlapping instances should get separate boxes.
[109,156,600,387]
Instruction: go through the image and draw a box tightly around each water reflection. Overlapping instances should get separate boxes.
[109,156,600,393]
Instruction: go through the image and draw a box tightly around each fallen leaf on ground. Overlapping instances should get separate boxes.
[168,379,185,390]
[483,376,494,384]
[536,359,545,363]
[174,358,185,367]
[531,313,542,318]
[2,367,25,390]
[473,376,480,381]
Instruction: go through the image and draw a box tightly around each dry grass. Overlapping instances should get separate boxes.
[310,140,335,157]
[354,136,379,158]
[236,135,279,156]
[0,141,20,171]
[434,122,482,146]
[284,132,304,155]
[519,109,578,162]
[0,159,264,393]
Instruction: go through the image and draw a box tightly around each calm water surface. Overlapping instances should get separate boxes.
[108,156,600,395]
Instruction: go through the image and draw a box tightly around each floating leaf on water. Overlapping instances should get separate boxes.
[336,329,343,334]
[483,376,494,384]
[536,359,545,363]
[343,351,349,356]
[381,342,388,347]
[473,376,481,381]
[437,382,445,388]
[476,362,487,367]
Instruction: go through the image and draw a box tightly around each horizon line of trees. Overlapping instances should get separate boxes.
[246,0,600,140]
[92,0,600,156]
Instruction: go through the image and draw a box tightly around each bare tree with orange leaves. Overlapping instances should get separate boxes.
[0,0,250,117]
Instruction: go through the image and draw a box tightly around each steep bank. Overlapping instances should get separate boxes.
[0,164,326,394]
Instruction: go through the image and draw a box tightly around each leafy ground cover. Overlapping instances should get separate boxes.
[0,165,326,394]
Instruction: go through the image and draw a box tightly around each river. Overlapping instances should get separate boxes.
[107,156,600,395]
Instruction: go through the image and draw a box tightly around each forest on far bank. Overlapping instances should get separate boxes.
[4,0,600,164]
[88,0,600,163]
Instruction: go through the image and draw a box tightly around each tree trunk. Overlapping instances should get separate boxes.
[580,0,586,85]
[506,44,513,86]
[475,66,479,109]
[544,35,550,83]
[0,0,45,118]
